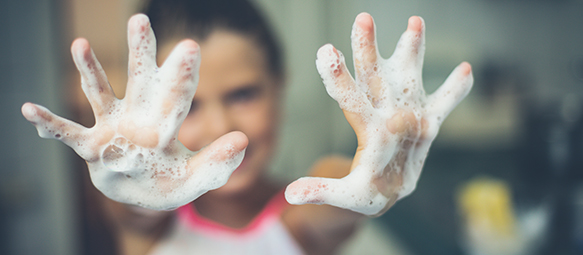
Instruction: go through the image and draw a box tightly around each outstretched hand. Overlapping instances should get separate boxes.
[21,14,248,210]
[285,13,473,215]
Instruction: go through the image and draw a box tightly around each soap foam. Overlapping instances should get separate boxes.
[88,141,244,210]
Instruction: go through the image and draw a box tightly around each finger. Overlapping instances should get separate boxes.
[185,131,248,189]
[352,13,379,81]
[71,38,116,118]
[351,13,384,101]
[285,175,388,215]
[128,14,157,73]
[427,62,473,119]
[158,39,201,119]
[316,44,369,114]
[317,44,373,133]
[285,176,342,205]
[126,14,158,96]
[21,102,91,157]
[197,131,248,161]
[183,131,248,195]
[390,16,425,70]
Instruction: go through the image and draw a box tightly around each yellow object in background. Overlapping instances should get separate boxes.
[457,177,522,255]
[459,178,517,237]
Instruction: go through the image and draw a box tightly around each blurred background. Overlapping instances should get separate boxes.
[1,0,582,254]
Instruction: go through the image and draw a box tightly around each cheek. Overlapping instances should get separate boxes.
[234,100,278,145]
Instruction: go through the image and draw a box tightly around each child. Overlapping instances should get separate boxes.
[21,0,473,254]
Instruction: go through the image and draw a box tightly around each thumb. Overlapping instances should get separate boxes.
[185,131,248,191]
[195,131,249,163]
[285,176,341,205]
[285,173,387,215]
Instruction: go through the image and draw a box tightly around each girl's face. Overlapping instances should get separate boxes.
[160,31,282,195]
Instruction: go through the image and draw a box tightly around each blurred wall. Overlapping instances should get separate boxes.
[0,1,76,255]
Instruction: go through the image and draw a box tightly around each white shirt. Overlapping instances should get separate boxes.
[149,192,305,255]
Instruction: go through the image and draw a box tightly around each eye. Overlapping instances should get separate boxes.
[226,85,261,105]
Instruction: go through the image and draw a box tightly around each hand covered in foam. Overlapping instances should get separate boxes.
[285,13,473,215]
[21,14,248,210]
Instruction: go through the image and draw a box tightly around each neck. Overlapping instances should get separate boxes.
[193,176,281,229]
[118,228,157,255]
[117,219,170,255]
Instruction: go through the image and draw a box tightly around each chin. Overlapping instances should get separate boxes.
[211,157,261,196]
[208,143,272,197]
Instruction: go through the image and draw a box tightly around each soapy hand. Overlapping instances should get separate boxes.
[285,13,473,215]
[21,14,248,210]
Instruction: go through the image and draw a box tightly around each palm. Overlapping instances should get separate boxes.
[285,13,473,215]
[21,14,248,210]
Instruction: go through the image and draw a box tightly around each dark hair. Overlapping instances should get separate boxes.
[143,0,284,81]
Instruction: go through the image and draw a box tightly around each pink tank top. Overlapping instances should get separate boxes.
[149,192,305,255]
